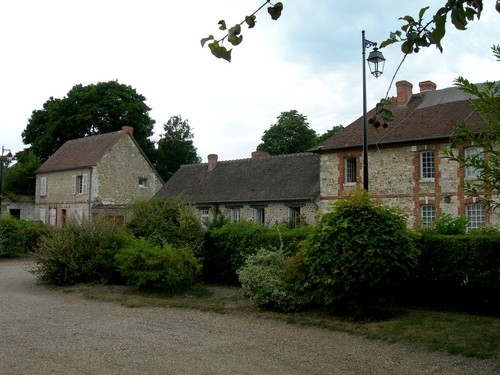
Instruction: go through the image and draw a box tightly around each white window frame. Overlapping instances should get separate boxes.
[420,204,436,227]
[231,208,240,222]
[72,174,88,194]
[40,176,47,197]
[464,147,483,179]
[288,206,301,227]
[200,209,210,227]
[420,151,435,180]
[345,157,357,184]
[466,203,485,232]
[39,208,46,224]
[254,207,265,224]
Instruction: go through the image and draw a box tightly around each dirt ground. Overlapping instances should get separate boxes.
[1,258,499,375]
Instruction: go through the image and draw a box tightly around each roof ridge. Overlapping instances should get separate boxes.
[65,130,123,143]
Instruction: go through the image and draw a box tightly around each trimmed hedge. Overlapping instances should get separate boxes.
[203,221,313,284]
[408,233,500,314]
[0,217,49,257]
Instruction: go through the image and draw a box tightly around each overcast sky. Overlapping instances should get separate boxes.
[1,1,499,162]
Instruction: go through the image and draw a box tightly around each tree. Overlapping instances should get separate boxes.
[156,116,201,181]
[257,110,317,155]
[4,149,40,196]
[317,125,344,144]
[442,47,500,210]
[21,80,157,163]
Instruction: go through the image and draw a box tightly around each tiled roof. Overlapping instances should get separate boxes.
[36,131,127,173]
[316,86,485,151]
[155,153,320,204]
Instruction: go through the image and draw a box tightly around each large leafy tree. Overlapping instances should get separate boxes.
[156,116,201,181]
[22,80,156,163]
[4,149,40,196]
[257,110,318,155]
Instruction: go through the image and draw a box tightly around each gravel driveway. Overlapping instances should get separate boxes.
[1,258,499,375]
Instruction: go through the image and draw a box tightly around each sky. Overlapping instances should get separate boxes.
[1,1,499,162]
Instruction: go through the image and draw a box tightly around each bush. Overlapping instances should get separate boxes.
[237,244,310,313]
[410,233,500,314]
[204,221,313,284]
[304,187,418,318]
[126,198,204,257]
[33,221,132,285]
[115,238,201,292]
[425,214,468,235]
[0,217,49,257]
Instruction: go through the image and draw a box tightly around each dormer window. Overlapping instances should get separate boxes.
[138,178,148,188]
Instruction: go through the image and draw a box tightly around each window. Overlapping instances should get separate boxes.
[231,208,240,222]
[138,178,148,188]
[40,176,47,196]
[254,207,265,224]
[466,203,485,232]
[345,157,356,184]
[39,208,46,224]
[464,147,483,178]
[420,204,436,227]
[200,209,210,227]
[288,207,301,227]
[72,174,87,194]
[420,151,435,180]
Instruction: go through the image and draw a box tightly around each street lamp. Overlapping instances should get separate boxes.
[0,146,13,215]
[362,30,385,190]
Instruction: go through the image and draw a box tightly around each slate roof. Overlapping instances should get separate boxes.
[316,85,485,152]
[36,130,130,173]
[155,153,320,204]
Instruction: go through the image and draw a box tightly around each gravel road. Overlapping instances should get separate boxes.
[1,258,499,375]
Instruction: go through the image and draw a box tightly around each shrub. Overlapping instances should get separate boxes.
[237,245,309,312]
[428,214,468,235]
[411,233,500,314]
[126,198,204,257]
[115,238,201,292]
[204,221,313,284]
[0,217,49,257]
[304,187,418,318]
[33,221,132,285]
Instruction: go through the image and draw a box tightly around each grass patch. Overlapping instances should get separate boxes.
[61,283,500,359]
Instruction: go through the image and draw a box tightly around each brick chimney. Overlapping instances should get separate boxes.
[395,80,413,106]
[419,80,437,93]
[251,151,270,158]
[121,126,134,136]
[207,154,218,171]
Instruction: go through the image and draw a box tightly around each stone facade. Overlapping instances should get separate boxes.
[319,141,499,229]
[35,129,162,227]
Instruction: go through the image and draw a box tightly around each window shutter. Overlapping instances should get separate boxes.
[40,177,47,196]
[82,174,88,194]
[72,175,76,194]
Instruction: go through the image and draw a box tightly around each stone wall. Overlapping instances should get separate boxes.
[319,141,500,228]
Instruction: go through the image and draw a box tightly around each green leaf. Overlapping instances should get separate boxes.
[218,20,227,31]
[401,40,414,54]
[451,6,468,30]
[200,35,214,48]
[228,24,243,46]
[418,6,429,21]
[379,37,396,49]
[268,2,283,20]
[400,15,416,23]
[245,15,256,28]
[208,41,232,62]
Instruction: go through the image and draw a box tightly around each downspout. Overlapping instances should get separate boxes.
[88,166,93,223]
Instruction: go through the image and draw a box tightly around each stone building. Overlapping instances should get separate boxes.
[315,80,497,230]
[35,126,163,226]
[155,152,320,226]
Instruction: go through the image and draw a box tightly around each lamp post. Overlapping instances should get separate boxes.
[362,30,385,190]
[0,146,13,215]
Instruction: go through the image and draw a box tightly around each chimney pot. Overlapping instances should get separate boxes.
[419,80,437,93]
[395,80,413,106]
[121,126,134,136]
[251,151,270,158]
[207,154,218,171]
